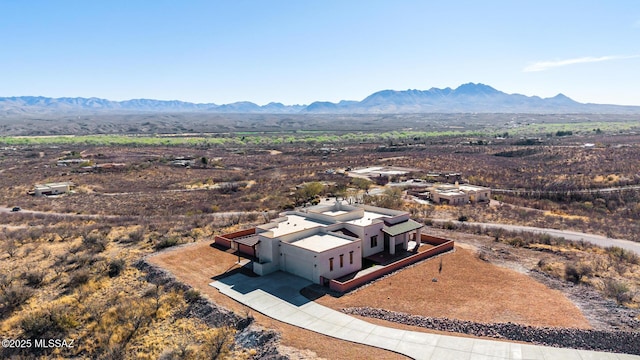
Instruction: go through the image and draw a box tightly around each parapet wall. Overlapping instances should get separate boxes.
[329,234,454,292]
[214,228,257,250]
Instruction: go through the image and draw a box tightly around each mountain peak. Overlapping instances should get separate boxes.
[453,83,501,96]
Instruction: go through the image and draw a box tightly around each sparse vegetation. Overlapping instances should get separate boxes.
[444,223,640,307]
[1,115,640,358]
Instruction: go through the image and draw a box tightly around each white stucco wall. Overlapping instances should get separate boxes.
[280,242,317,281]
[361,222,384,257]
[277,238,361,284]
[253,235,278,275]
[316,241,362,283]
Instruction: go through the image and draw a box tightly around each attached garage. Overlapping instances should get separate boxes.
[282,253,314,282]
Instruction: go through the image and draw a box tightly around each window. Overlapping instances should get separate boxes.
[370,235,378,248]
[340,254,344,268]
[349,251,354,264]
[329,257,334,271]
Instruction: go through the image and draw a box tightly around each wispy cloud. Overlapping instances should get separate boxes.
[634,19,640,28]
[523,55,640,72]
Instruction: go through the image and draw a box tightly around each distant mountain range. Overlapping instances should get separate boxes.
[2,83,639,115]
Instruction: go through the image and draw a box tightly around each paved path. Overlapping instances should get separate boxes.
[492,184,640,195]
[466,222,640,256]
[212,271,639,360]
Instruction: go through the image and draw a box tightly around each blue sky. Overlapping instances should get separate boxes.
[1,1,639,105]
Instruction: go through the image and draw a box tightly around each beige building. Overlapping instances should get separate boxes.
[33,182,75,197]
[428,183,491,205]
[231,202,423,285]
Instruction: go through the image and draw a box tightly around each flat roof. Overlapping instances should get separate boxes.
[35,182,73,190]
[433,184,489,192]
[458,185,489,191]
[269,215,328,237]
[345,211,388,226]
[290,233,354,253]
[437,190,466,196]
[350,166,383,174]
[376,170,408,175]
[322,210,349,216]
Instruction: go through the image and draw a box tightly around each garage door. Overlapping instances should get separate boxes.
[283,254,313,282]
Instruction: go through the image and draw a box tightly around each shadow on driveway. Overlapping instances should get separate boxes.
[214,271,313,307]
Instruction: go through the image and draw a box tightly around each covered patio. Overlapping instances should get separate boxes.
[381,219,424,255]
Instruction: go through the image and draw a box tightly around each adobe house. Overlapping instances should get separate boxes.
[32,182,75,197]
[216,201,424,285]
[428,183,491,205]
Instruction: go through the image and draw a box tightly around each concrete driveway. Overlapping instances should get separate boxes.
[211,271,639,360]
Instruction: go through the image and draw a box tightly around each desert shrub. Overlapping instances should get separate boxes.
[564,264,580,283]
[67,269,91,289]
[20,306,76,339]
[606,246,639,265]
[507,237,526,247]
[0,284,34,315]
[200,327,236,360]
[67,244,83,254]
[124,227,146,243]
[66,252,102,269]
[154,236,181,251]
[537,258,547,267]
[23,270,46,288]
[564,263,592,284]
[82,232,108,253]
[539,234,552,245]
[603,279,632,304]
[108,259,126,278]
[0,273,12,289]
[100,345,127,360]
[537,257,555,273]
[184,289,201,303]
[3,238,18,258]
[281,203,295,210]
[217,182,241,194]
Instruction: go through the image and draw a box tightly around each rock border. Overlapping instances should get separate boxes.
[343,307,640,355]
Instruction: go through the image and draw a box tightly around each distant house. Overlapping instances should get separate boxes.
[33,182,74,196]
[56,159,85,166]
[427,183,491,205]
[95,163,126,171]
[216,202,424,285]
[171,159,195,167]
